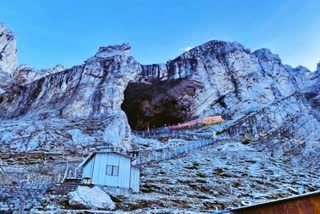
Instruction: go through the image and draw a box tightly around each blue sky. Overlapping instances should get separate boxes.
[0,0,319,70]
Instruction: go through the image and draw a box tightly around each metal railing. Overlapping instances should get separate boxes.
[129,136,232,165]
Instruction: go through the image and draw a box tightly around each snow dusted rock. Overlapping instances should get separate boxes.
[0,68,15,91]
[0,43,141,151]
[15,64,66,84]
[86,43,131,62]
[125,41,299,129]
[316,62,320,74]
[123,40,320,169]
[0,22,319,167]
[53,64,65,72]
[68,186,115,210]
[62,46,141,118]
[0,43,140,119]
[0,23,17,75]
[287,65,319,90]
[0,24,17,93]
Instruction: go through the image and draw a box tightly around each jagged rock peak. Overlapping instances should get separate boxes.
[17,64,65,72]
[140,40,252,82]
[0,22,13,36]
[85,43,131,63]
[180,40,250,58]
[53,64,65,72]
[293,65,311,73]
[95,43,131,58]
[14,64,66,84]
[0,22,17,75]
[253,48,281,63]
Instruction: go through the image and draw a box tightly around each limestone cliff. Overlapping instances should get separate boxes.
[0,24,141,151]
[124,40,320,169]
[0,24,319,163]
[0,23,17,93]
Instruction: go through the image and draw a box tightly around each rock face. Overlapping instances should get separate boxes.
[0,23,17,93]
[0,23,17,75]
[123,40,320,169]
[15,64,65,84]
[0,41,141,151]
[87,43,131,60]
[124,41,319,129]
[0,23,319,162]
[68,186,115,210]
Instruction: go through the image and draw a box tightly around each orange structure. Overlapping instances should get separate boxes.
[169,116,223,130]
[201,115,224,125]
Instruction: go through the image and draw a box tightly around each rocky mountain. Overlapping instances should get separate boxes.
[126,41,320,129]
[0,23,319,163]
[123,41,320,171]
[0,22,319,212]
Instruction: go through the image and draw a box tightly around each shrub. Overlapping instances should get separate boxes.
[242,138,250,144]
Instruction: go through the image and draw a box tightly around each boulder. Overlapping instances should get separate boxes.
[68,186,115,210]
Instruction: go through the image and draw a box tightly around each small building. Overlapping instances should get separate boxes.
[79,152,140,193]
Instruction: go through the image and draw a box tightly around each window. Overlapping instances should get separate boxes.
[106,165,119,176]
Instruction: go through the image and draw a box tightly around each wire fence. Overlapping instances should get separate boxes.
[128,124,234,165]
[133,127,223,140]
[129,136,232,166]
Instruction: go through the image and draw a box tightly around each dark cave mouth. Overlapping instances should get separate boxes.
[121,80,190,131]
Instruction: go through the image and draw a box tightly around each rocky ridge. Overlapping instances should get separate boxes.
[0,22,318,166]
[124,41,320,171]
[15,64,65,85]
[0,22,319,212]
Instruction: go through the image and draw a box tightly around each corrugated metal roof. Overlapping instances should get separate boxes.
[78,151,133,168]
[231,189,320,212]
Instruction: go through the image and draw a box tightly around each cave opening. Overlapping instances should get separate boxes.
[121,79,194,131]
